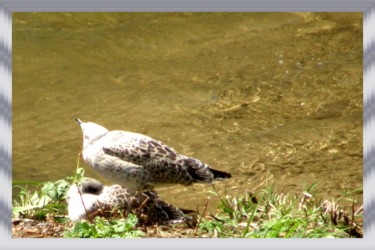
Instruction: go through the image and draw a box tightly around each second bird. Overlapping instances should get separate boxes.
[76,118,231,193]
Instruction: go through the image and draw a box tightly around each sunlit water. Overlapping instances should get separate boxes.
[13,13,362,213]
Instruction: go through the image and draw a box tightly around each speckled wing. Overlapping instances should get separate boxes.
[101,131,195,183]
[101,131,229,184]
[101,131,182,167]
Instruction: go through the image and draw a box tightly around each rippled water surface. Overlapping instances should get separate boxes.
[13,13,363,212]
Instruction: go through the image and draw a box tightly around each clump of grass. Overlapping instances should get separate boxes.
[12,165,85,220]
[64,214,145,238]
[12,163,363,238]
[197,184,363,238]
[12,179,70,220]
[12,165,144,238]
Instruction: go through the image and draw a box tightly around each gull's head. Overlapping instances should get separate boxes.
[76,118,109,148]
[66,179,104,202]
[81,179,104,194]
[66,181,102,222]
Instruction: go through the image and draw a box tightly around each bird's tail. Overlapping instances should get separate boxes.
[139,192,191,225]
[184,157,231,183]
[209,167,232,180]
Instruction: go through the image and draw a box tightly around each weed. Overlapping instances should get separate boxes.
[12,164,363,238]
[64,214,145,238]
[199,184,363,238]
[12,166,85,219]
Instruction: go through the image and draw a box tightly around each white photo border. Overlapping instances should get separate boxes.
[1,0,373,249]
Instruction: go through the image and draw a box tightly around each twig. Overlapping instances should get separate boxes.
[209,213,225,223]
[351,200,355,228]
[354,204,363,215]
[194,196,210,236]
[73,151,93,222]
[75,183,93,223]
[76,152,81,170]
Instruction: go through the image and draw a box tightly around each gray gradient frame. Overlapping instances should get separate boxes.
[0,0,373,249]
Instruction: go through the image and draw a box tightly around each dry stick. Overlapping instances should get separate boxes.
[351,200,355,228]
[354,204,363,215]
[75,183,93,223]
[75,152,93,223]
[76,152,81,170]
[128,192,149,221]
[138,192,150,211]
[194,196,210,236]
[209,213,225,223]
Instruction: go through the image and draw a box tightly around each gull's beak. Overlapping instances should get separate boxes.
[75,118,82,125]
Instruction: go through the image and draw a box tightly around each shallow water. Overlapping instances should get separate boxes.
[12,13,363,213]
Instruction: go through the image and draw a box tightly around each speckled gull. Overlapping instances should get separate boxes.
[66,179,194,225]
[75,118,231,192]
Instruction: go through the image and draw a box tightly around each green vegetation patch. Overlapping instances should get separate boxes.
[12,168,362,238]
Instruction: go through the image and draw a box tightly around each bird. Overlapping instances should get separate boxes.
[75,118,231,193]
[65,179,194,225]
